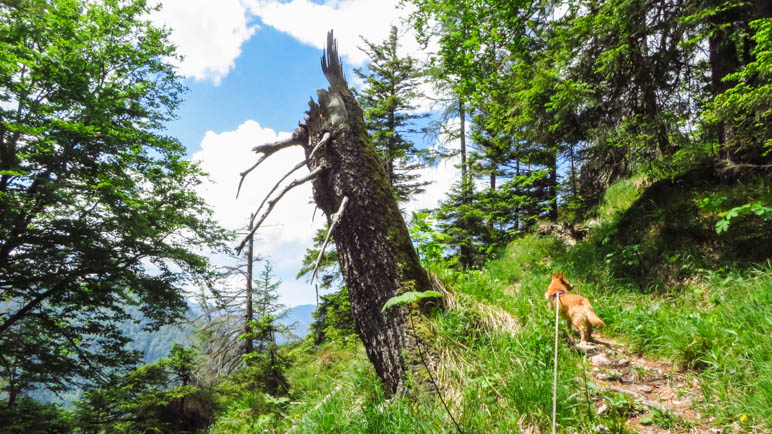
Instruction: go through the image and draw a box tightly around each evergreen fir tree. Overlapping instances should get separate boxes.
[354,25,429,202]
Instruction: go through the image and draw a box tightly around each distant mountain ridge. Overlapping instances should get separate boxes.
[278,304,315,342]
[28,303,316,405]
[136,303,317,362]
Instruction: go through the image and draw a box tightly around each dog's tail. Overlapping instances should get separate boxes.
[585,305,605,326]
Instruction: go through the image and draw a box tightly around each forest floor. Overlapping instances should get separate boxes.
[579,334,716,433]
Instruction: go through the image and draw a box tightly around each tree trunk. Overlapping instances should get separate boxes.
[708,0,771,166]
[300,32,433,393]
[515,156,520,231]
[549,153,558,222]
[489,157,496,191]
[459,98,467,182]
[708,0,741,163]
[388,90,397,188]
[244,218,255,355]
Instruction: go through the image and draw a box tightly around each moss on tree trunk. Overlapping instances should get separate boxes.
[268,32,434,394]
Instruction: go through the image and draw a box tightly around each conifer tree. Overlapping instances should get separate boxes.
[354,25,429,202]
[196,257,286,381]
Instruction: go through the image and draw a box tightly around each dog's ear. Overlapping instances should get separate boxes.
[553,272,559,278]
[560,272,564,279]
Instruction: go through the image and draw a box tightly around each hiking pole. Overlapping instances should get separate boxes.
[552,293,560,434]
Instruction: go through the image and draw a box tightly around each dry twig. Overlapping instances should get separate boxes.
[237,166,326,254]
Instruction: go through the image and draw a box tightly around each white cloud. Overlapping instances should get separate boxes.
[151,0,258,85]
[193,120,319,242]
[244,0,425,67]
[192,120,323,307]
[191,115,464,306]
[244,0,443,113]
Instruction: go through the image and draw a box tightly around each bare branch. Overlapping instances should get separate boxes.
[247,161,306,229]
[311,196,349,304]
[246,131,332,229]
[236,166,326,254]
[236,125,308,198]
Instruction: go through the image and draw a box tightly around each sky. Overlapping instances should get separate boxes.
[151,0,461,308]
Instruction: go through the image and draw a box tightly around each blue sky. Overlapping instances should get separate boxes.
[168,30,328,154]
[152,0,461,307]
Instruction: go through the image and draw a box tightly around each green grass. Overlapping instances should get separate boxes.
[207,170,772,432]
[207,262,608,433]
[527,168,772,430]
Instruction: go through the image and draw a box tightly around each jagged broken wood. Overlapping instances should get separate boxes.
[237,30,435,394]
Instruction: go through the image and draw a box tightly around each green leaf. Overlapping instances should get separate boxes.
[381,290,442,312]
[715,219,730,233]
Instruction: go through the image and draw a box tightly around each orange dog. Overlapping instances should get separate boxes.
[545,272,605,342]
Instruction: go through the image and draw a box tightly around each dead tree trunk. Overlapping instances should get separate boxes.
[244,216,255,355]
[237,31,433,394]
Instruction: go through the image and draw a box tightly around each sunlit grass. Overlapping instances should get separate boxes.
[208,173,772,432]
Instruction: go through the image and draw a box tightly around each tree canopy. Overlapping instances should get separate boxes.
[0,0,227,403]
[354,25,429,202]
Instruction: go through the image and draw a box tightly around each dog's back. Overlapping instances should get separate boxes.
[545,272,604,341]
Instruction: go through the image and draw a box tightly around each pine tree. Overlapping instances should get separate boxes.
[195,256,286,382]
[434,177,486,268]
[354,25,429,202]
[308,286,356,345]
[73,344,208,433]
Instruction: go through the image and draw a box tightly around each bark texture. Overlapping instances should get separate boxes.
[263,32,432,393]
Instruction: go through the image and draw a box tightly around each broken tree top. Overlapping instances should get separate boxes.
[236,29,433,394]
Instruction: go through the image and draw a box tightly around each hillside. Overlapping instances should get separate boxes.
[208,170,772,433]
[24,303,314,408]
[2,0,769,432]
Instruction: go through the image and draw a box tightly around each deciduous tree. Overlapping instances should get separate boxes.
[0,0,226,403]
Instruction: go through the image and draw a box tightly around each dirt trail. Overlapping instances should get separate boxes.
[577,334,714,433]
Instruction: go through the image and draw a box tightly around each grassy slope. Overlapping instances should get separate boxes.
[208,171,772,433]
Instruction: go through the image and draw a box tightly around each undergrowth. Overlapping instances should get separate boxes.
[208,170,771,432]
[537,170,772,430]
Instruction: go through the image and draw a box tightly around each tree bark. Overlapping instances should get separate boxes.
[708,3,739,161]
[459,98,467,182]
[244,217,255,355]
[281,32,433,393]
[549,152,558,222]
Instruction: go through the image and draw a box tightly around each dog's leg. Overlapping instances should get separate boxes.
[573,317,587,342]
[565,318,577,344]
[586,322,594,342]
